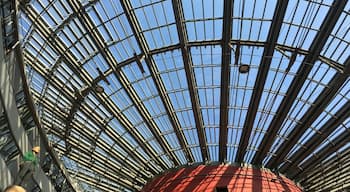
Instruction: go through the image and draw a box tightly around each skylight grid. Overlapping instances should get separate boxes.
[287,87,350,158]
[29,69,71,109]
[271,62,337,148]
[107,37,140,63]
[54,62,84,90]
[84,96,111,121]
[121,61,185,161]
[183,0,223,41]
[25,43,56,69]
[133,0,178,49]
[174,150,187,165]
[18,13,32,42]
[41,0,71,27]
[103,74,167,159]
[121,63,165,111]
[321,143,350,166]
[321,11,350,64]
[153,51,198,152]
[288,63,335,115]
[27,70,45,93]
[17,0,350,190]
[160,151,174,168]
[227,46,261,162]
[312,121,349,155]
[35,84,70,113]
[57,27,97,62]
[30,0,66,27]
[95,14,131,42]
[105,76,133,109]
[245,51,297,162]
[191,147,203,163]
[191,46,221,162]
[104,76,144,125]
[278,0,329,49]
[290,111,330,156]
[24,31,59,68]
[90,0,142,61]
[66,153,132,190]
[94,1,125,22]
[324,80,350,114]
[82,54,110,79]
[232,0,276,41]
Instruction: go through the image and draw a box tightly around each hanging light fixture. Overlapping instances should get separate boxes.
[239,64,250,73]
[94,84,104,93]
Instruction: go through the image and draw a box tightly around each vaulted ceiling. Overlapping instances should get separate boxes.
[19,0,350,191]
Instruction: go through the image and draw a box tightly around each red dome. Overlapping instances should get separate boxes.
[142,165,302,192]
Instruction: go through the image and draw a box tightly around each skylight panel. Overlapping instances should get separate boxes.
[133,0,178,49]
[18,13,32,41]
[232,0,276,41]
[108,37,140,62]
[321,11,350,65]
[183,0,223,41]
[278,0,330,49]
[93,0,137,53]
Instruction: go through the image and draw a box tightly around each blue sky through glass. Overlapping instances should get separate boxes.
[18,0,350,190]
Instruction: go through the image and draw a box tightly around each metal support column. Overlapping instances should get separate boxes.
[0,56,56,192]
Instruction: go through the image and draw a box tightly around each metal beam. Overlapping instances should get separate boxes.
[266,55,350,168]
[104,41,345,78]
[279,99,350,173]
[171,0,209,162]
[235,0,289,163]
[23,5,169,170]
[218,0,233,163]
[252,0,346,165]
[67,0,181,167]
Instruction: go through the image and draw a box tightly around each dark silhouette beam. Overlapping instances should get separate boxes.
[171,0,209,162]
[218,0,233,163]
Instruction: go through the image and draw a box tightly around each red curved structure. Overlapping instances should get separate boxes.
[141,165,302,192]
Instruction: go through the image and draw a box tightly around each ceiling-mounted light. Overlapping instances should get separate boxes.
[239,64,250,73]
[94,85,104,93]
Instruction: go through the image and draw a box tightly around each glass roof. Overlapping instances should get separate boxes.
[18,0,350,191]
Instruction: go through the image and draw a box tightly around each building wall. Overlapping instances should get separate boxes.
[141,165,302,192]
